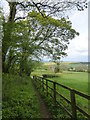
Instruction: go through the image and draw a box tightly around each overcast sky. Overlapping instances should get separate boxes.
[62,9,88,62]
[43,8,88,62]
[0,0,88,62]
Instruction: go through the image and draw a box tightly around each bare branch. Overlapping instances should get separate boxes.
[14,16,26,22]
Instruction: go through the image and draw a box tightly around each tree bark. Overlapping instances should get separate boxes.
[2,2,16,73]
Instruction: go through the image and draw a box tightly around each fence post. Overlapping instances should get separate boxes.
[46,80,48,96]
[33,76,36,80]
[40,78,42,88]
[70,89,77,120]
[42,79,44,91]
[53,82,56,104]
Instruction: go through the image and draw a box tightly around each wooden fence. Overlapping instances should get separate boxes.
[33,76,90,120]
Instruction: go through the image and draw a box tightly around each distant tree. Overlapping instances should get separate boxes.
[75,65,88,72]
[54,62,60,73]
[60,64,68,71]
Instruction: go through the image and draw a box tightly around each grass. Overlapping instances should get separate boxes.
[32,70,88,94]
[32,70,88,91]
[48,71,89,114]
[31,69,56,76]
[32,70,89,116]
[49,71,88,94]
[2,74,40,119]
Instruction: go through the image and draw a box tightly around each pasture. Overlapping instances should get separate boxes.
[48,72,89,114]
[32,62,88,94]
[31,62,89,115]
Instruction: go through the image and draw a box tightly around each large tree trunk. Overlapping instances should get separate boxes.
[2,2,16,73]
[2,22,12,73]
[9,2,16,22]
[2,53,6,73]
[2,30,10,73]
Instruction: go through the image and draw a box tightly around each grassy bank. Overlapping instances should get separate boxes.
[2,74,40,119]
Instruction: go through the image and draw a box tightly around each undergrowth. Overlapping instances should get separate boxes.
[2,74,40,119]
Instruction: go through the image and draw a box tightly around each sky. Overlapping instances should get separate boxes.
[0,0,88,62]
[42,8,88,62]
[62,9,88,62]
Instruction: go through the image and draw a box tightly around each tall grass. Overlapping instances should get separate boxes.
[2,74,40,119]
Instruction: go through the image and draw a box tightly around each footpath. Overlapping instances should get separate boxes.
[32,80,53,119]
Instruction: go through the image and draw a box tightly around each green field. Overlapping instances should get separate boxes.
[31,69,88,94]
[49,71,88,94]
[32,62,88,94]
[31,65,89,115]
[48,71,89,113]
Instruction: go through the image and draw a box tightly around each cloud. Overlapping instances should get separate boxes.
[62,8,88,62]
[69,9,88,31]
[0,0,88,62]
[0,0,9,17]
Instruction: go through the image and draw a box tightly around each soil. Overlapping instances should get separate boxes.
[32,80,53,119]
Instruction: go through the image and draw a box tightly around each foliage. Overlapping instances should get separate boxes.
[2,10,79,75]
[54,62,60,73]
[2,74,40,119]
[7,0,88,21]
[42,74,59,78]
[1,0,87,75]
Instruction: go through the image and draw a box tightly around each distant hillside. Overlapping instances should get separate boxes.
[42,61,88,72]
[67,62,87,68]
[43,61,88,66]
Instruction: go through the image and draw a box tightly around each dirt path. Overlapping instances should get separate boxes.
[32,80,53,119]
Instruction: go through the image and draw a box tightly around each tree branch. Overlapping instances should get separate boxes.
[14,16,26,22]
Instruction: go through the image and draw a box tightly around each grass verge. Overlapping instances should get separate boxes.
[2,74,40,119]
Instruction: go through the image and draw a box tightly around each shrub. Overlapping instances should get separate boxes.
[42,74,59,78]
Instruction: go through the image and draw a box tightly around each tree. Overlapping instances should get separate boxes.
[1,0,88,73]
[54,62,60,73]
[5,12,79,74]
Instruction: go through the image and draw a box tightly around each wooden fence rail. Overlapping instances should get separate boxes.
[33,76,90,120]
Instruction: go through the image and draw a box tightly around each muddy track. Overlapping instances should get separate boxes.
[32,80,53,119]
